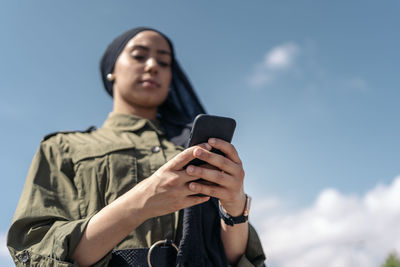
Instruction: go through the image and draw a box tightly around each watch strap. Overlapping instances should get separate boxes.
[218,194,251,226]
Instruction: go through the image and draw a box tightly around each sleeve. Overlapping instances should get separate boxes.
[6,138,100,266]
[235,223,266,267]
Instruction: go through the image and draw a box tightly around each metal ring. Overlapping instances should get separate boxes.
[147,239,178,267]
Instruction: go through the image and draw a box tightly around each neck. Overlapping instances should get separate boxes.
[113,99,157,120]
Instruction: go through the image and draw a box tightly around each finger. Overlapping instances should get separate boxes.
[168,143,212,170]
[174,170,204,184]
[188,181,230,199]
[186,165,232,187]
[208,138,242,165]
[192,147,238,175]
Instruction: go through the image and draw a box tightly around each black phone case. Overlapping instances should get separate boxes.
[187,114,236,166]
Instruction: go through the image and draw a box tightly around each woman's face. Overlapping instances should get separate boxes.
[112,30,172,116]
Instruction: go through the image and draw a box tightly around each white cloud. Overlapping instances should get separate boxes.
[248,41,370,93]
[0,232,9,258]
[264,43,299,70]
[0,232,14,267]
[248,42,299,87]
[253,176,400,267]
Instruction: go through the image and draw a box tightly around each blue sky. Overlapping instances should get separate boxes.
[1,1,399,266]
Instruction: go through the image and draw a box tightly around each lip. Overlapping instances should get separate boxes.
[140,79,160,88]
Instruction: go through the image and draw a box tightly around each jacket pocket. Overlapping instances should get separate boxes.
[105,149,138,205]
[72,143,138,215]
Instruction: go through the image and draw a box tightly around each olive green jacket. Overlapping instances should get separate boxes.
[7,113,265,266]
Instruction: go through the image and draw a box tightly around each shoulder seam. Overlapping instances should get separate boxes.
[41,126,97,142]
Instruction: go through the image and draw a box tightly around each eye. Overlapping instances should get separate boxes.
[132,54,146,62]
[157,60,170,68]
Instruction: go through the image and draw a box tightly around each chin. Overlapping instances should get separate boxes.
[135,97,167,109]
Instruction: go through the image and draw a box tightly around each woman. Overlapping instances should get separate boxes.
[7,27,265,267]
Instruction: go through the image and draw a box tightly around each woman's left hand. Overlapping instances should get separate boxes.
[185,138,247,216]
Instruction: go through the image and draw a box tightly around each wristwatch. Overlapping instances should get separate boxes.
[218,194,252,226]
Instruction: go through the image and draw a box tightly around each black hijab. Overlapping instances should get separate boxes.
[100,27,206,146]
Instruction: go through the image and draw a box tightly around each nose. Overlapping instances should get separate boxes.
[144,57,158,74]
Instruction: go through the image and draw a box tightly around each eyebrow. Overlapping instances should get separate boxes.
[131,45,171,56]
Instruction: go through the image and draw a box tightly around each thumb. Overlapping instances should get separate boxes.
[168,143,211,170]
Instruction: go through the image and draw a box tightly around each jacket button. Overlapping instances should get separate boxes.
[21,251,29,263]
[151,146,160,153]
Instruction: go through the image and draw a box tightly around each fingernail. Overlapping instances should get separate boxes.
[190,183,196,191]
[194,149,202,157]
[204,143,212,150]
[209,138,216,144]
[187,166,194,173]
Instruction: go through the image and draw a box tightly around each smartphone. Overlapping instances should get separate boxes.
[186,114,236,167]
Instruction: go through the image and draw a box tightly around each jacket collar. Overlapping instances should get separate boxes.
[102,112,165,135]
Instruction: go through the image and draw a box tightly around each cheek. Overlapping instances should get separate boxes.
[163,70,172,88]
[159,71,171,102]
[121,63,141,78]
[115,56,142,79]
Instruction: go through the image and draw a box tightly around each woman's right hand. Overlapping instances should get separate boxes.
[124,143,212,222]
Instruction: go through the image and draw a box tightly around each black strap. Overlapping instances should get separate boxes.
[109,199,227,267]
[109,246,177,267]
